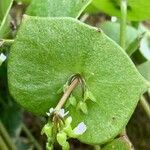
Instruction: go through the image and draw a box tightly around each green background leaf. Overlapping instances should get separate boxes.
[0,0,12,21]
[8,16,147,144]
[92,0,150,21]
[139,33,150,61]
[100,21,138,49]
[26,0,92,18]
[138,61,150,82]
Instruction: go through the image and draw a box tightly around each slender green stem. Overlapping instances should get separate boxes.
[3,39,14,44]
[140,96,150,119]
[55,78,79,111]
[0,0,13,38]
[21,123,42,150]
[0,136,9,150]
[0,120,17,150]
[0,39,14,46]
[80,13,89,22]
[120,0,127,49]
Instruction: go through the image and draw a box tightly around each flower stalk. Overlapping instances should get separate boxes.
[55,77,79,112]
[120,0,127,49]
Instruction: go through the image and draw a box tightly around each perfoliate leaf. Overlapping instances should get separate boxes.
[84,2,99,14]
[26,0,92,18]
[8,16,147,144]
[92,0,150,21]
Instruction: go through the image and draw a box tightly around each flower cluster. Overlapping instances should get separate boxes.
[42,108,87,150]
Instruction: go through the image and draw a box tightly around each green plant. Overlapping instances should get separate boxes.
[0,0,150,149]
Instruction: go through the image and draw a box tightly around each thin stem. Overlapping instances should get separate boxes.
[3,39,14,44]
[120,0,127,49]
[21,123,42,150]
[55,78,79,111]
[0,0,13,38]
[0,39,14,46]
[0,120,17,150]
[80,13,89,22]
[0,136,9,150]
[140,96,150,119]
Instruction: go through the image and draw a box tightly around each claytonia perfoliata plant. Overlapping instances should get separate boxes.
[42,108,87,150]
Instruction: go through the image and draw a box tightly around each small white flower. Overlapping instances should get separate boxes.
[58,109,69,118]
[73,122,87,135]
[46,107,55,116]
[49,108,54,113]
[46,108,69,118]
[111,16,117,22]
[0,53,6,63]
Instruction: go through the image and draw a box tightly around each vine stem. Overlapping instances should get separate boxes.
[2,39,14,44]
[119,1,133,146]
[55,78,79,111]
[0,0,13,38]
[0,136,9,150]
[21,123,42,150]
[80,13,89,22]
[0,120,17,150]
[120,0,127,49]
[0,39,14,46]
[140,96,150,119]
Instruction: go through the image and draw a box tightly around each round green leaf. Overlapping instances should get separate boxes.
[100,21,138,49]
[92,0,150,21]
[8,16,147,144]
[26,0,92,18]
